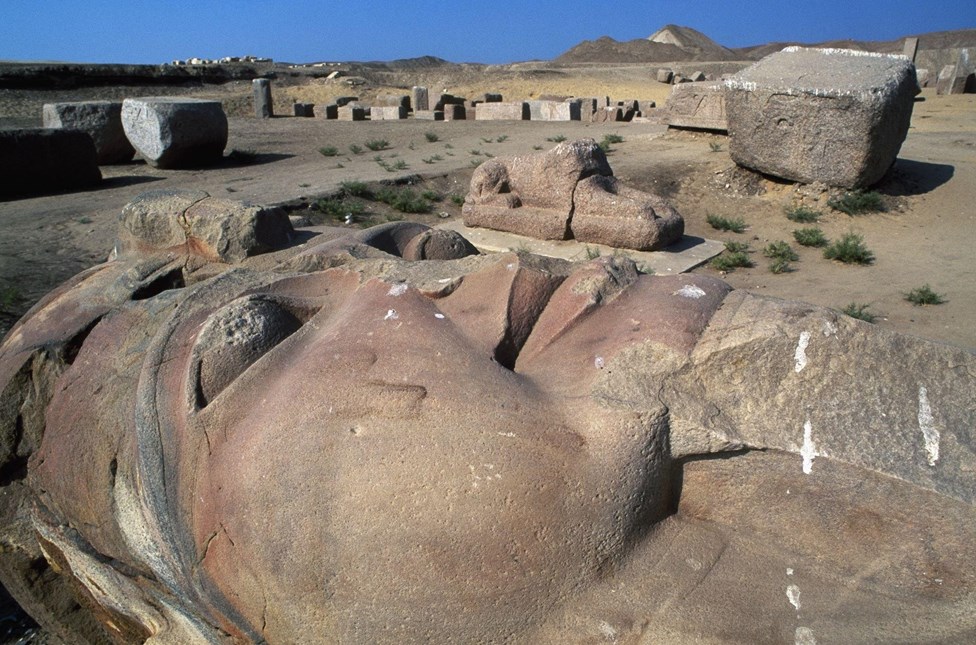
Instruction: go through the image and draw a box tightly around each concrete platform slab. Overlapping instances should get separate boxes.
[437,220,724,274]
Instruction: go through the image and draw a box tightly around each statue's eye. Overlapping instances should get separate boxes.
[193,296,303,408]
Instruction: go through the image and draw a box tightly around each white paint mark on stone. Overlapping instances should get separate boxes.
[801,419,816,474]
[674,284,707,299]
[794,331,811,373]
[387,282,408,297]
[918,385,940,466]
[795,626,817,645]
[594,356,605,369]
[384,309,398,321]
[434,313,445,319]
[821,320,838,337]
[787,584,801,611]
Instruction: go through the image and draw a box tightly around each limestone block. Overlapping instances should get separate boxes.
[338,106,366,121]
[725,47,916,188]
[121,97,228,169]
[371,106,407,120]
[657,68,674,83]
[664,81,728,131]
[413,110,444,121]
[292,103,314,117]
[321,104,339,119]
[527,100,580,121]
[253,78,273,118]
[474,102,529,120]
[411,86,429,111]
[0,128,101,197]
[42,101,134,164]
[443,104,466,121]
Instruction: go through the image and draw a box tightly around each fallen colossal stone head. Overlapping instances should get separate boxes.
[0,194,973,644]
[462,139,684,251]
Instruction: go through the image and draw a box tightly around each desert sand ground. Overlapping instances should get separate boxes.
[1,75,974,354]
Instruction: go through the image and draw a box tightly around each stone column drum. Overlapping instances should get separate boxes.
[121,97,228,169]
[253,79,273,118]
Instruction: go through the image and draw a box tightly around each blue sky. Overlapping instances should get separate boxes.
[3,1,974,64]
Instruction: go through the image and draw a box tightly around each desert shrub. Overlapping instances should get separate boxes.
[424,131,439,142]
[904,285,946,306]
[706,214,747,233]
[422,190,441,202]
[763,241,799,262]
[450,194,465,206]
[546,135,567,143]
[318,146,339,157]
[724,241,750,253]
[823,232,874,264]
[828,190,885,215]
[710,251,753,272]
[389,159,408,171]
[793,227,828,247]
[348,144,363,155]
[364,139,390,151]
[841,302,877,323]
[785,205,821,223]
[315,196,365,220]
[709,142,722,152]
[375,188,431,214]
[340,181,371,198]
[496,135,509,143]
[422,155,443,164]
[603,134,624,144]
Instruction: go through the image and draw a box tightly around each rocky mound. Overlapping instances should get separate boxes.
[554,36,693,64]
[648,24,739,61]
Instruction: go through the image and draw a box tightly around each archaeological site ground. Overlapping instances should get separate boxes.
[0,24,975,645]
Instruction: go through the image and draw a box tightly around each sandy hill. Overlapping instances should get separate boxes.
[648,24,739,60]
[553,36,692,64]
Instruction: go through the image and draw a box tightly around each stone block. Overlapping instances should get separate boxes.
[0,128,101,197]
[377,94,410,109]
[903,37,919,62]
[936,57,976,95]
[321,104,339,119]
[121,97,228,169]
[443,104,466,121]
[413,110,444,121]
[334,96,359,107]
[434,94,465,110]
[253,78,273,118]
[638,100,657,113]
[338,106,366,121]
[412,86,429,112]
[371,105,407,120]
[591,107,623,123]
[725,47,916,188]
[690,71,706,82]
[482,93,503,103]
[527,100,580,121]
[664,81,728,131]
[474,102,529,120]
[41,101,134,165]
[916,68,931,88]
[657,68,674,83]
[293,103,314,117]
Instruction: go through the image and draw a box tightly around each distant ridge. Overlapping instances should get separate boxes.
[554,36,693,64]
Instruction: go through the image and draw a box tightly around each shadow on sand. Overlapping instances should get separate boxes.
[876,158,954,196]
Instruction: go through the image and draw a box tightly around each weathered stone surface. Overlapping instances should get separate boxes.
[292,103,314,117]
[321,103,339,119]
[334,96,358,107]
[0,128,101,197]
[442,104,466,121]
[411,86,429,111]
[41,101,135,165]
[116,189,293,263]
[376,94,410,109]
[412,110,444,121]
[664,81,728,131]
[591,106,623,123]
[527,100,580,121]
[481,93,503,102]
[903,37,919,62]
[253,78,273,118]
[0,222,973,644]
[370,105,407,120]
[474,102,529,120]
[689,70,706,82]
[463,139,682,250]
[725,47,917,188]
[936,54,976,95]
[121,97,228,169]
[571,174,684,250]
[337,105,365,121]
[657,68,674,83]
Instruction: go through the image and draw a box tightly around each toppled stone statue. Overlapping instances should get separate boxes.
[725,47,916,188]
[0,202,973,644]
[462,139,684,251]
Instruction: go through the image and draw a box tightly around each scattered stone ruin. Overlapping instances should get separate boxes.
[121,97,228,169]
[0,203,972,643]
[462,139,684,251]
